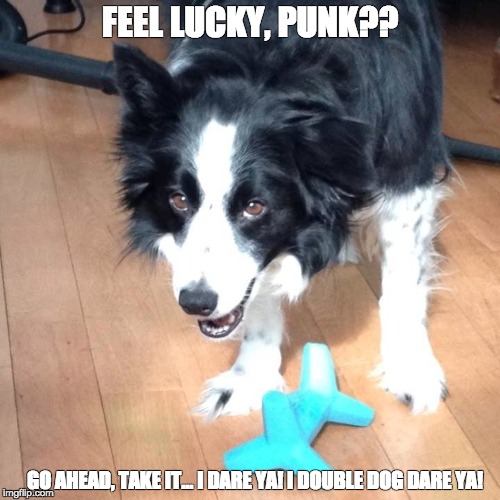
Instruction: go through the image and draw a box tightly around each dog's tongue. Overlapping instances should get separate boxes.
[212,312,236,328]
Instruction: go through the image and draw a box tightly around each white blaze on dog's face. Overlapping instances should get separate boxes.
[157,120,261,334]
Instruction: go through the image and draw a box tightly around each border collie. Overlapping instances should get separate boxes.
[114,0,449,419]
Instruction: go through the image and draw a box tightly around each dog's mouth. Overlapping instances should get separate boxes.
[197,305,244,339]
[197,280,255,339]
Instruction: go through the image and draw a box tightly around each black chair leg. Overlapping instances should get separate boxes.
[44,0,76,14]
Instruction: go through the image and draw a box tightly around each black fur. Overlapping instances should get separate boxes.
[114,0,448,278]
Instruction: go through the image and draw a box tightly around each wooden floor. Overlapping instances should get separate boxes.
[1,1,500,498]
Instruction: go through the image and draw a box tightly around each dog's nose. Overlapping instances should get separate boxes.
[178,283,218,316]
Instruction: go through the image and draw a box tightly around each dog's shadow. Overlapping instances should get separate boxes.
[281,259,381,382]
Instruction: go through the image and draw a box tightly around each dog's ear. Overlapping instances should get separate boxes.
[114,45,181,207]
[113,43,180,124]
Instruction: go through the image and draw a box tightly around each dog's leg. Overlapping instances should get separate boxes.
[377,185,447,413]
[194,291,285,419]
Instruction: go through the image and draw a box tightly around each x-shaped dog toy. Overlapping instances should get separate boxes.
[224,343,375,472]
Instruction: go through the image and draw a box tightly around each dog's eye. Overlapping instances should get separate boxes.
[243,201,266,218]
[169,193,189,212]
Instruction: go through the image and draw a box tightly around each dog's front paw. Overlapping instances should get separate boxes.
[374,351,447,414]
[193,368,285,420]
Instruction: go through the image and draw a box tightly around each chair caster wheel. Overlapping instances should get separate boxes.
[43,0,76,15]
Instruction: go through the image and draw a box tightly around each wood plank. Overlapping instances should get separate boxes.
[0,75,116,496]
[0,252,23,489]
[439,201,500,354]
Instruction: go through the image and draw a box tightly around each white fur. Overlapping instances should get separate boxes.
[157,120,260,318]
[166,41,191,76]
[263,253,309,301]
[195,293,285,418]
[195,120,235,197]
[375,185,446,413]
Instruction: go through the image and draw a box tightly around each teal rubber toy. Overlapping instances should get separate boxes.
[224,342,375,472]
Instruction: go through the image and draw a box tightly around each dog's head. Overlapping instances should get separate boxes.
[114,44,374,339]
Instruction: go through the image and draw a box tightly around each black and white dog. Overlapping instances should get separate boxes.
[114,0,450,418]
